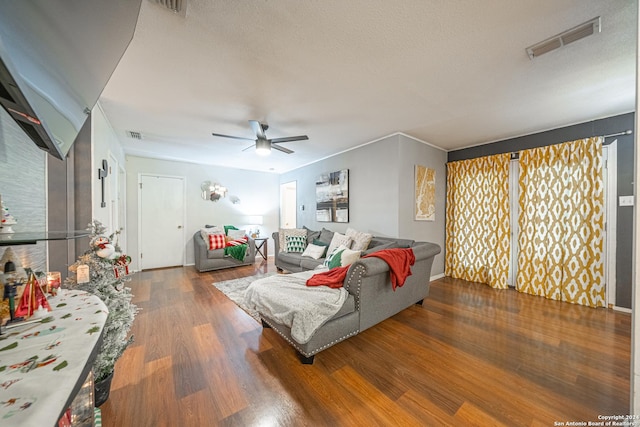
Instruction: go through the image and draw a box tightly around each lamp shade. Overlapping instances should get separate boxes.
[246,215,263,225]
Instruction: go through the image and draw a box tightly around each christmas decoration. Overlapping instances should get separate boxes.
[0,248,27,282]
[65,220,138,386]
[0,194,17,234]
[113,254,131,280]
[94,236,116,259]
[14,272,51,318]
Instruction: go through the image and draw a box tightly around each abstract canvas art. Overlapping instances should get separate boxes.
[415,165,435,221]
[316,169,349,222]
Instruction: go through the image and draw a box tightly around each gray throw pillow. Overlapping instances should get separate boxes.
[318,228,334,244]
[304,226,321,243]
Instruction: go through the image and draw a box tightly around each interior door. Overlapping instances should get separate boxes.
[280,181,297,229]
[139,174,185,270]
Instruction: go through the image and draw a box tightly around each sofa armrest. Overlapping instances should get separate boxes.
[343,241,442,303]
[272,232,281,253]
[347,242,441,281]
[193,232,208,269]
[246,236,257,258]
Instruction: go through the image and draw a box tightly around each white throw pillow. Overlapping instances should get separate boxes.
[228,229,247,239]
[346,227,373,252]
[339,247,362,267]
[200,226,222,241]
[301,243,326,259]
[326,232,352,257]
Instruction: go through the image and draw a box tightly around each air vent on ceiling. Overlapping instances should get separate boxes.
[526,17,601,60]
[148,0,186,17]
[126,130,143,140]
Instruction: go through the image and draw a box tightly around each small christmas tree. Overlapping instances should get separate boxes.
[0,194,17,234]
[65,220,138,383]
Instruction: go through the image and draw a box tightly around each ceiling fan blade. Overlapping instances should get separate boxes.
[271,143,294,154]
[212,132,254,141]
[242,144,254,152]
[270,135,309,144]
[249,120,267,139]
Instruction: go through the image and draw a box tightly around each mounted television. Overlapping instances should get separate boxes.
[0,1,142,160]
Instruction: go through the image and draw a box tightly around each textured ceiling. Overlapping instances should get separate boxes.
[100,0,637,173]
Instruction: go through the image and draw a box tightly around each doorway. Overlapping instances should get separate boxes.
[280,181,297,229]
[138,174,186,270]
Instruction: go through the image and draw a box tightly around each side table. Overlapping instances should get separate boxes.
[254,237,268,260]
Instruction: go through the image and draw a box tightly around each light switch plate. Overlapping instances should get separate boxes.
[619,195,634,206]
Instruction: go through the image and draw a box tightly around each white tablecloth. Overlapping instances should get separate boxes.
[0,290,108,426]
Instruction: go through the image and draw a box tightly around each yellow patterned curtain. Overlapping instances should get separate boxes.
[516,137,604,307]
[445,153,510,289]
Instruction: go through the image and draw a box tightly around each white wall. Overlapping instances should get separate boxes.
[281,134,401,237]
[279,133,447,275]
[91,102,127,234]
[125,156,280,271]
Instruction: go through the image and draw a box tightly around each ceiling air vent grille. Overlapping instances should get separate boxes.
[126,131,143,140]
[148,0,186,17]
[526,17,601,60]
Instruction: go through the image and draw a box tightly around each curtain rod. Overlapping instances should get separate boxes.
[509,131,633,159]
[603,130,633,139]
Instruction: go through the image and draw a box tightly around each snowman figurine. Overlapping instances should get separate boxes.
[94,236,116,259]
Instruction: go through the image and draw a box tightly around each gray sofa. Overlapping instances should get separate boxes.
[193,231,256,272]
[262,233,441,363]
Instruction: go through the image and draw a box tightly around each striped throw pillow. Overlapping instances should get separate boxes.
[226,236,248,247]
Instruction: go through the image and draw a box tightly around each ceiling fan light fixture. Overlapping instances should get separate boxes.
[212,120,308,155]
[256,138,271,156]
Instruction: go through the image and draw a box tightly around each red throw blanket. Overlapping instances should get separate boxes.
[306,265,350,289]
[306,248,415,290]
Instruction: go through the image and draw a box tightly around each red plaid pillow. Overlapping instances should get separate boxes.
[225,236,248,247]
[208,233,226,250]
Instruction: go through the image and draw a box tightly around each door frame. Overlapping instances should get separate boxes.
[137,173,187,269]
[107,152,119,234]
[508,158,520,287]
[280,181,297,229]
[117,161,127,253]
[604,141,618,308]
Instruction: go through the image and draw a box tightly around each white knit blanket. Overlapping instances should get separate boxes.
[243,268,348,344]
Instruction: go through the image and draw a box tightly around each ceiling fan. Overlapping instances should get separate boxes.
[212,120,308,156]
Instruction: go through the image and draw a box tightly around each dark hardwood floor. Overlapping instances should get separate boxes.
[100,260,631,426]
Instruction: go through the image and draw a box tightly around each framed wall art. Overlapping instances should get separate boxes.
[316,169,349,222]
[415,165,435,221]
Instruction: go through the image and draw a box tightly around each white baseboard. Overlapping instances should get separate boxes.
[430,273,445,281]
[613,305,632,314]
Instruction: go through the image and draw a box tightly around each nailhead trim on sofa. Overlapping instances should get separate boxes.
[261,316,360,357]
